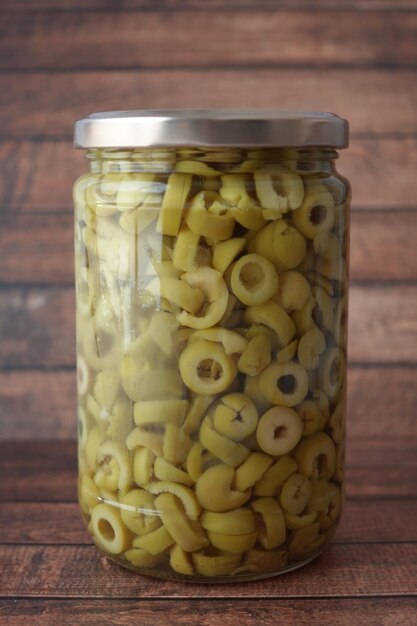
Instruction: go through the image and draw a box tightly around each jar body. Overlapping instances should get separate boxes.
[74,147,350,582]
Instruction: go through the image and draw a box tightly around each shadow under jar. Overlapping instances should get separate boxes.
[73,110,350,582]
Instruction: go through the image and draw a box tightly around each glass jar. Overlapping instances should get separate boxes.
[73,110,350,582]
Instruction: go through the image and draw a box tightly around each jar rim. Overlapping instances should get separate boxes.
[74,109,349,150]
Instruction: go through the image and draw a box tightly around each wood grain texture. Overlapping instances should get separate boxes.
[0,370,76,440]
[0,287,75,368]
[2,598,417,626]
[348,286,417,363]
[0,2,415,616]
[339,138,417,210]
[347,367,417,447]
[1,543,416,597]
[2,0,416,10]
[1,598,417,626]
[1,285,416,368]
[2,456,416,501]
[1,139,416,213]
[0,502,86,544]
[1,10,416,70]
[2,210,417,284]
[2,367,417,447]
[346,464,417,499]
[1,465,77,501]
[0,141,82,213]
[0,214,74,284]
[2,499,417,544]
[0,70,416,138]
[350,211,417,280]
[0,440,76,468]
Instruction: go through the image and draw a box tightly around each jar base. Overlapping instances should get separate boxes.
[106,550,322,584]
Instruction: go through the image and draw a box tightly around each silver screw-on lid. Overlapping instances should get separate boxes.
[74,109,349,149]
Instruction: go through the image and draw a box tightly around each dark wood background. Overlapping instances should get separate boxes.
[0,1,416,624]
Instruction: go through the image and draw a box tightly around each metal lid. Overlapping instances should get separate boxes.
[74,109,349,149]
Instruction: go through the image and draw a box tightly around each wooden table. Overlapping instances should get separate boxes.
[1,436,417,624]
[1,0,417,623]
